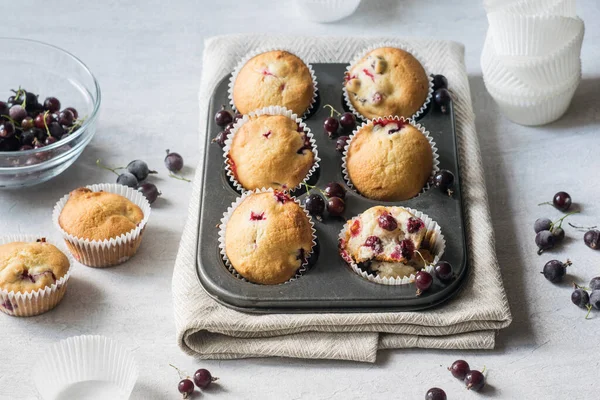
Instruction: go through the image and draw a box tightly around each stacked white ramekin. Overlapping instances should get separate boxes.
[482,0,584,126]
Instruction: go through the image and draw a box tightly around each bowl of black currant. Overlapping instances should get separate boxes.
[0,38,100,188]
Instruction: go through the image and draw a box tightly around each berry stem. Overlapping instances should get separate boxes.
[573,282,590,291]
[413,249,430,267]
[96,159,124,176]
[551,211,579,229]
[538,201,552,206]
[169,172,191,182]
[323,104,341,118]
[303,183,327,197]
[43,111,51,137]
[568,222,597,231]
[585,304,593,319]
[169,363,187,380]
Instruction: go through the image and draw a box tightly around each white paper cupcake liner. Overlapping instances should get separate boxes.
[488,13,584,58]
[485,72,580,126]
[0,234,75,317]
[295,0,361,23]
[481,27,583,91]
[338,207,445,285]
[32,335,139,400]
[502,0,577,17]
[484,66,581,100]
[342,42,434,122]
[341,116,439,201]
[223,105,320,193]
[502,26,584,88]
[52,183,152,268]
[217,188,317,285]
[228,47,318,119]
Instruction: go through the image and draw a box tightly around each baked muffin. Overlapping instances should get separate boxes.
[227,114,315,191]
[344,47,430,119]
[224,191,313,285]
[0,238,70,316]
[232,50,315,116]
[340,206,435,280]
[56,187,147,267]
[345,118,433,201]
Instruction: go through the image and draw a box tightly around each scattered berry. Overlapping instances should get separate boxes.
[324,182,346,199]
[589,277,600,291]
[433,88,451,114]
[215,105,233,127]
[335,135,349,154]
[165,149,184,172]
[414,270,433,295]
[433,169,455,194]
[432,74,448,91]
[127,160,156,181]
[327,197,345,216]
[590,291,600,310]
[425,387,447,400]
[434,261,453,282]
[324,117,339,138]
[551,226,565,242]
[449,359,470,380]
[178,379,194,398]
[138,183,161,204]
[116,172,138,188]
[339,112,356,132]
[305,193,325,217]
[535,230,555,254]
[571,287,590,308]
[534,218,552,233]
[541,259,571,283]
[553,191,572,211]
[584,230,600,250]
[464,370,485,391]
[193,368,218,389]
[212,130,229,148]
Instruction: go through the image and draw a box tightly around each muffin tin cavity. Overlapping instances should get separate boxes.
[197,63,467,313]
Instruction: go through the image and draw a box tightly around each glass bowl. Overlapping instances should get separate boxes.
[0,38,100,188]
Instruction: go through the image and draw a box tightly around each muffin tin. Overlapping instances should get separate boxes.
[196,63,467,313]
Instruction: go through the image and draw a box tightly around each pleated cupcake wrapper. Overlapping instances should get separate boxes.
[342,42,434,122]
[484,0,577,17]
[228,47,318,120]
[484,66,581,100]
[217,188,317,285]
[222,105,320,194]
[485,73,580,126]
[0,234,74,317]
[52,183,152,268]
[481,29,583,91]
[488,13,584,58]
[32,335,139,400]
[338,207,445,285]
[341,116,440,200]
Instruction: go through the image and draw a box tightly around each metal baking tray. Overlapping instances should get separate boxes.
[196,63,467,313]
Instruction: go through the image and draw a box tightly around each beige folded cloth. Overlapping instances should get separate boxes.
[172,35,512,362]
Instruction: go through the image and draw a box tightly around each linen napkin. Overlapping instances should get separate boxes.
[172,34,512,363]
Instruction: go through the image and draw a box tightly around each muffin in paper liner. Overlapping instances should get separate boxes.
[32,335,138,400]
[0,234,75,317]
[488,13,584,58]
[341,116,440,201]
[338,207,445,285]
[223,105,320,193]
[228,47,319,120]
[217,188,317,285]
[342,42,434,122]
[52,183,152,268]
